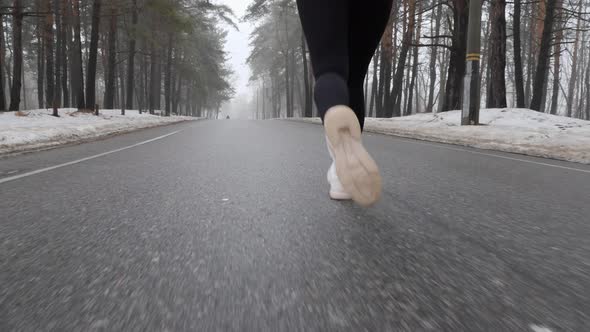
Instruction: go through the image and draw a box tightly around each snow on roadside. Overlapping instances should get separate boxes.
[0,108,196,155]
[294,109,590,164]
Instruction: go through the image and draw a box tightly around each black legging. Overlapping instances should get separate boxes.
[297,0,393,130]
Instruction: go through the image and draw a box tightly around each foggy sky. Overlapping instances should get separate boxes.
[220,0,253,98]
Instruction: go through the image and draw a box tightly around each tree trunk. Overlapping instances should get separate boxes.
[513,0,525,108]
[276,77,281,118]
[376,45,387,117]
[405,57,415,116]
[301,34,312,117]
[426,0,442,113]
[44,0,55,109]
[9,0,24,111]
[530,0,556,112]
[164,34,173,116]
[549,1,563,115]
[70,0,85,109]
[85,0,102,109]
[539,61,550,114]
[437,49,449,113]
[126,0,137,110]
[173,68,182,115]
[54,0,62,107]
[149,42,157,114]
[179,67,185,116]
[284,50,291,117]
[524,1,537,103]
[22,63,27,109]
[378,8,396,117]
[36,18,44,109]
[486,0,507,108]
[290,49,296,116]
[170,57,177,115]
[2,16,11,94]
[403,45,412,114]
[0,14,6,111]
[138,47,145,113]
[380,13,394,117]
[119,44,125,115]
[60,0,69,108]
[549,46,560,115]
[100,32,108,106]
[69,23,75,108]
[389,0,415,117]
[104,1,117,109]
[114,55,119,108]
[262,78,266,119]
[272,76,276,117]
[369,51,379,117]
[143,51,148,112]
[566,4,582,117]
[577,33,587,118]
[441,0,468,112]
[507,42,518,107]
[156,54,162,110]
[482,20,491,92]
[406,1,422,115]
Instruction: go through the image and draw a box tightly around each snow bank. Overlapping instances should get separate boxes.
[294,109,590,164]
[0,109,196,155]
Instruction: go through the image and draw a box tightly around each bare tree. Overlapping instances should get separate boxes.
[85,0,101,110]
[486,0,507,108]
[441,0,468,112]
[530,0,557,112]
[104,0,117,109]
[9,0,23,111]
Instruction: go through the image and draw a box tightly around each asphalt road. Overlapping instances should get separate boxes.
[1,120,589,331]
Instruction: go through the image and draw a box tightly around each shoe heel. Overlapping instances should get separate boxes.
[324,106,361,146]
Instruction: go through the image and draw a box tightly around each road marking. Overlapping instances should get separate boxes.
[371,134,590,174]
[0,130,181,185]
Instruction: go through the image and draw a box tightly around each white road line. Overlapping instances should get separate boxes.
[0,130,181,185]
[367,134,590,174]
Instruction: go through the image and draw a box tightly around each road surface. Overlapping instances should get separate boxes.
[1,120,589,331]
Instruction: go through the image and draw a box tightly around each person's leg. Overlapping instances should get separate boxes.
[296,0,349,121]
[297,0,382,206]
[348,0,394,130]
[297,0,354,201]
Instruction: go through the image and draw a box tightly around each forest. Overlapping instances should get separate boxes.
[0,0,235,117]
[246,0,590,120]
[1,0,589,121]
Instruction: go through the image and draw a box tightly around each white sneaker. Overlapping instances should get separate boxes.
[327,161,353,200]
[324,105,382,207]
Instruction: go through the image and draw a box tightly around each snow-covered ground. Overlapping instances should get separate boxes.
[0,109,196,155]
[295,109,590,164]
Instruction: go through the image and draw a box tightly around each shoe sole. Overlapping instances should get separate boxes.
[329,190,353,201]
[324,106,382,207]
